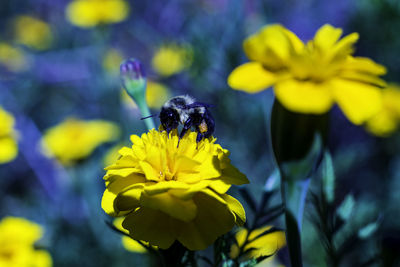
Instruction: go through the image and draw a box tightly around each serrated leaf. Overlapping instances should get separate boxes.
[322,151,335,203]
[337,194,355,221]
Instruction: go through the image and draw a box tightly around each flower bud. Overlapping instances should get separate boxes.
[120,58,146,98]
[120,58,155,130]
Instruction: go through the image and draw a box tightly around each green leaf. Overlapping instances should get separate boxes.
[358,218,381,239]
[321,151,335,203]
[337,194,355,221]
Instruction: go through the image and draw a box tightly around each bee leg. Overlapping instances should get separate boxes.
[178,118,193,147]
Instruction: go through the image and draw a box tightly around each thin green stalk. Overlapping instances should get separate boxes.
[281,175,311,267]
[136,97,155,130]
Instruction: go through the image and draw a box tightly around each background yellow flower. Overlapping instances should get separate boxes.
[0,107,18,164]
[0,43,28,72]
[0,216,52,267]
[230,226,286,260]
[13,16,53,50]
[102,129,249,250]
[366,84,400,136]
[151,43,193,77]
[41,117,120,165]
[66,0,130,28]
[228,24,386,125]
[102,48,124,75]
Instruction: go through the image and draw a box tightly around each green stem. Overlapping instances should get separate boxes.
[136,97,155,130]
[281,175,311,267]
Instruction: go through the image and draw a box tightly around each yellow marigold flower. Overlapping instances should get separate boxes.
[102,129,249,250]
[230,226,286,260]
[13,16,53,50]
[41,118,120,165]
[152,44,193,77]
[121,80,171,109]
[66,0,130,28]
[0,216,52,267]
[0,43,28,72]
[0,107,18,164]
[102,49,124,75]
[113,218,156,253]
[366,84,400,136]
[228,24,387,125]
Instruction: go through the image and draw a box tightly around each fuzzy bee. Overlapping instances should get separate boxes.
[154,95,215,143]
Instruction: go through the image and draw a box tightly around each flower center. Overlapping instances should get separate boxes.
[159,170,176,181]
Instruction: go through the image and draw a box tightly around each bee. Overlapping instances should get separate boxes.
[145,95,215,143]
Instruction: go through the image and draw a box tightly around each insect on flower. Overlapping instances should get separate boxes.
[143,95,215,143]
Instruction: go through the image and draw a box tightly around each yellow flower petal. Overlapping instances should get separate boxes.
[220,165,250,186]
[208,179,231,194]
[0,138,18,164]
[140,192,197,222]
[340,71,386,87]
[330,33,359,60]
[332,79,382,125]
[32,250,52,267]
[151,44,193,77]
[102,175,145,216]
[228,62,278,93]
[122,208,181,249]
[0,217,43,244]
[243,24,300,69]
[139,161,161,181]
[383,86,400,117]
[177,192,235,250]
[344,57,387,75]
[13,16,53,51]
[121,236,148,253]
[66,0,130,28]
[41,118,120,165]
[222,194,246,226]
[168,180,212,200]
[114,185,144,213]
[231,226,286,259]
[143,181,189,195]
[366,110,397,137]
[146,81,171,109]
[313,24,343,51]
[274,79,334,114]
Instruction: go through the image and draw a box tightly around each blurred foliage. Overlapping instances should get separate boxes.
[0,0,400,266]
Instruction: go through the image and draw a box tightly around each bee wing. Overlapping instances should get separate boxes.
[184,102,214,109]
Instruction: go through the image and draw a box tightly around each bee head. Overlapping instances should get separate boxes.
[159,107,180,133]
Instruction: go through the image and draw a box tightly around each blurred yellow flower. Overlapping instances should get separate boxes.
[228,24,386,125]
[121,80,171,109]
[113,218,156,253]
[152,44,193,77]
[102,49,124,75]
[41,118,120,165]
[13,16,52,50]
[102,129,249,250]
[366,84,400,136]
[66,0,130,28]
[0,43,28,72]
[0,107,18,164]
[230,226,286,260]
[0,216,52,267]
